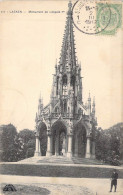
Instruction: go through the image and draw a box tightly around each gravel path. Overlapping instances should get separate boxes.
[0,175,123,195]
[1,183,94,195]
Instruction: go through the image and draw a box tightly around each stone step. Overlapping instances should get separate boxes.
[37,156,73,164]
[19,156,102,165]
[72,158,102,165]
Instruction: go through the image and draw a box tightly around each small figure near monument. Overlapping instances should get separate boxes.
[110,169,118,192]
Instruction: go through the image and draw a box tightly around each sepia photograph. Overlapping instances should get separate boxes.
[0,0,123,194]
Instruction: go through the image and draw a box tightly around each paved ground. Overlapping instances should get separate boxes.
[0,175,123,195]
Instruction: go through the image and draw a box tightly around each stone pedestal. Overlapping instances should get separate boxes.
[85,136,91,159]
[67,134,73,158]
[46,135,52,156]
[34,136,41,156]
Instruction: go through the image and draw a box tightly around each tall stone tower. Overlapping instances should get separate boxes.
[34,2,97,159]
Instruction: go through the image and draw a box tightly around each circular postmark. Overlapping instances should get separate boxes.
[72,0,111,35]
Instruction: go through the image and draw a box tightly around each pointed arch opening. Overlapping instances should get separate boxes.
[51,121,67,156]
[60,99,67,114]
[71,75,76,91]
[73,122,87,157]
[62,74,68,96]
[62,74,67,85]
[63,99,67,113]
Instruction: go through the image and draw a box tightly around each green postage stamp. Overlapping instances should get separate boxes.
[72,0,122,35]
[96,3,122,35]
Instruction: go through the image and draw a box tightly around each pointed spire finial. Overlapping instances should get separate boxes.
[68,1,72,9]
[87,91,91,115]
[88,91,91,102]
[55,59,57,68]
[92,96,96,117]
[41,97,43,104]
[79,62,81,70]
[67,1,72,15]
[35,112,38,122]
[76,57,78,64]
[59,0,76,70]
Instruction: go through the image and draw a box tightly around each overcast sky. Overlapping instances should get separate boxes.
[0,0,122,131]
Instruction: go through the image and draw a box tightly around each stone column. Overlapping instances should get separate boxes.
[38,138,41,155]
[65,137,68,154]
[46,134,52,156]
[91,141,96,159]
[74,134,78,157]
[67,134,73,158]
[85,136,91,158]
[34,133,41,157]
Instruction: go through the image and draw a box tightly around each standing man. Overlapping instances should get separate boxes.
[110,169,118,192]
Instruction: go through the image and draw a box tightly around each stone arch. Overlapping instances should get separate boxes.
[51,120,68,156]
[52,117,68,130]
[73,121,87,157]
[84,121,92,136]
[38,122,47,156]
[74,119,88,133]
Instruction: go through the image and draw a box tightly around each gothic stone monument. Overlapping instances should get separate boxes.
[34,2,97,159]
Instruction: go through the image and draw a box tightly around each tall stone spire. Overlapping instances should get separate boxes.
[50,1,83,108]
[59,1,76,71]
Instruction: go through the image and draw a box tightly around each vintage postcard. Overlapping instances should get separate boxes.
[0,0,123,195]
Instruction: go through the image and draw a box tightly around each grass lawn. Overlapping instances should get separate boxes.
[0,163,123,178]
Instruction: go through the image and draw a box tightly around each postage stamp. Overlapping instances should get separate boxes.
[72,0,122,35]
[96,3,122,35]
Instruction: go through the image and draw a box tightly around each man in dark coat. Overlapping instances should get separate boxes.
[110,169,118,192]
